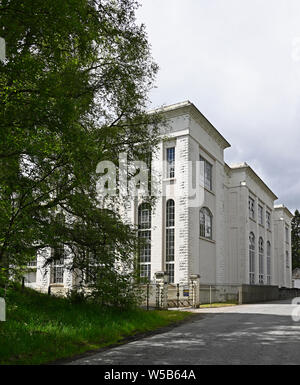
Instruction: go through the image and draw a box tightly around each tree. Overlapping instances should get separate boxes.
[0,0,161,304]
[292,210,300,270]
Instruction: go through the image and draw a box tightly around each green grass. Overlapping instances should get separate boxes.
[199,302,237,308]
[0,286,192,365]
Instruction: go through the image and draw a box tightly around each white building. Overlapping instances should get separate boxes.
[25,101,293,294]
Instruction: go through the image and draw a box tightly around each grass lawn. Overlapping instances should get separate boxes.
[0,286,193,365]
[199,302,237,308]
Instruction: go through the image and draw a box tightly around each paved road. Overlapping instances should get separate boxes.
[67,300,300,365]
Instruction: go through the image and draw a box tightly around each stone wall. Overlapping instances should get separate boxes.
[241,284,279,303]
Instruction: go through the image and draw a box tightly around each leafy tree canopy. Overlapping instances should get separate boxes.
[0,0,161,304]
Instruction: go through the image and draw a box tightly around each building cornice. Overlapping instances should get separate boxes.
[150,101,231,150]
[274,204,294,218]
[228,162,278,201]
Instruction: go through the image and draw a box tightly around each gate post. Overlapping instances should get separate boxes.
[190,274,200,308]
[155,271,169,309]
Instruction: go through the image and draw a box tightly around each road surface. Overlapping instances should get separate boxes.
[67,299,300,365]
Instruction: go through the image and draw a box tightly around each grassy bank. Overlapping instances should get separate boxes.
[0,286,192,365]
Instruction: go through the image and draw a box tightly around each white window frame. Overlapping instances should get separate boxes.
[249,197,255,220]
[266,211,271,230]
[249,233,255,285]
[52,245,64,284]
[138,203,152,282]
[200,207,213,240]
[259,237,264,285]
[199,155,213,191]
[166,147,175,179]
[258,205,264,226]
[266,241,271,285]
[166,199,175,283]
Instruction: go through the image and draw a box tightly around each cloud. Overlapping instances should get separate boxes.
[137,0,300,212]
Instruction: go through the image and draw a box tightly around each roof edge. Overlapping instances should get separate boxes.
[274,204,294,218]
[149,101,231,150]
[228,162,278,201]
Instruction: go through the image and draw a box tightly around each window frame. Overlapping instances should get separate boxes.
[249,197,255,220]
[166,147,175,179]
[200,207,213,240]
[258,205,264,226]
[52,245,65,284]
[199,155,213,191]
[138,203,152,282]
[166,199,175,283]
[258,237,264,285]
[266,211,271,230]
[266,241,271,285]
[249,232,255,285]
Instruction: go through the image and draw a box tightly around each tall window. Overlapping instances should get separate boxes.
[166,199,175,283]
[138,203,151,281]
[199,208,212,239]
[259,237,264,285]
[258,205,263,226]
[266,211,271,230]
[286,250,290,269]
[199,155,212,190]
[249,197,255,220]
[25,253,37,284]
[52,245,64,284]
[166,147,175,178]
[267,241,271,285]
[249,232,255,285]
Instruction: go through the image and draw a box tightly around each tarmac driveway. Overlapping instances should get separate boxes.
[67,299,300,365]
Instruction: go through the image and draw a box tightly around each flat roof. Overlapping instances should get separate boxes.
[228,162,278,201]
[274,204,294,218]
[149,100,231,150]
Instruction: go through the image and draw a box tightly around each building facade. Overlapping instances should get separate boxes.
[25,101,293,293]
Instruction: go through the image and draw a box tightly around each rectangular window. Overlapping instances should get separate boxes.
[139,231,151,263]
[286,251,290,269]
[249,197,255,220]
[166,263,174,284]
[258,205,263,225]
[140,264,151,281]
[266,211,271,230]
[166,228,175,262]
[52,246,64,284]
[200,155,212,191]
[166,147,175,178]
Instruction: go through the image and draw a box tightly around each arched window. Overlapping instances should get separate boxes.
[138,203,151,281]
[200,208,212,239]
[259,237,264,285]
[166,199,175,283]
[267,241,271,285]
[249,233,255,285]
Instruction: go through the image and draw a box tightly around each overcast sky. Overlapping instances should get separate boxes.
[137,0,300,213]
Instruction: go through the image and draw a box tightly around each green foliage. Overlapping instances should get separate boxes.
[292,210,300,269]
[0,0,162,303]
[0,286,191,365]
